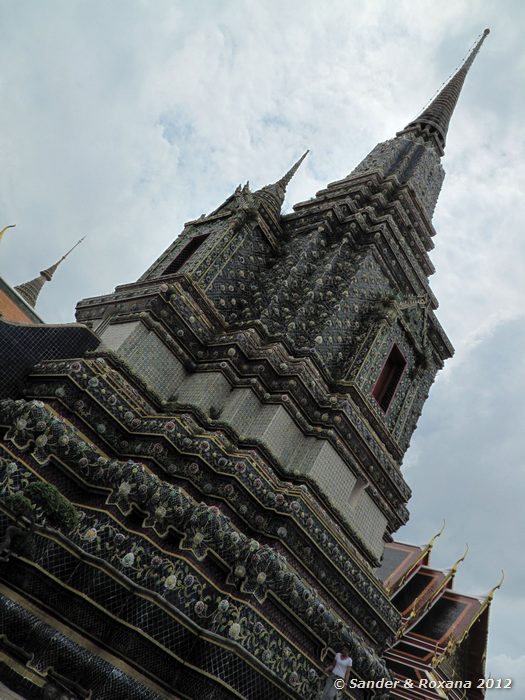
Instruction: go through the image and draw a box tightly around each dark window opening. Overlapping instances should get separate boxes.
[392,572,433,613]
[162,233,210,276]
[372,344,406,412]
[413,597,466,640]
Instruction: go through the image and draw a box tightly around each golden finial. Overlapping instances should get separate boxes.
[450,544,469,574]
[428,520,446,550]
[0,224,16,242]
[487,570,505,601]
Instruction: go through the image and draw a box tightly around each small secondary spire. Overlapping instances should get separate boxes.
[15,236,85,308]
[257,150,309,213]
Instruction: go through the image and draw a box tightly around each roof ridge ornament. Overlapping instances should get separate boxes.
[486,570,505,602]
[0,224,16,243]
[427,520,446,551]
[450,543,469,575]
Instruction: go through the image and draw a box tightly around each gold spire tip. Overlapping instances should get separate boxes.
[451,544,469,572]
[0,224,16,240]
[487,570,505,600]
[428,520,446,548]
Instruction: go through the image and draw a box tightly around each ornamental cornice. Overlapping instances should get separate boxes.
[11,368,399,639]
[167,276,451,476]
[346,207,434,302]
[27,341,409,556]
[74,236,444,520]
[0,481,314,698]
[154,282,412,493]
[0,409,394,689]
[285,169,436,249]
[75,282,413,529]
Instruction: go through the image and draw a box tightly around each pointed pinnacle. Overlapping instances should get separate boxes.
[257,150,309,214]
[401,29,489,153]
[55,235,85,267]
[279,149,309,189]
[40,236,85,281]
[15,236,85,308]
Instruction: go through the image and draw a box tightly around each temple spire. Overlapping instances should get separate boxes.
[15,237,84,308]
[400,29,490,154]
[256,150,309,213]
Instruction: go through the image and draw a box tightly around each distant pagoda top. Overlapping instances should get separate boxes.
[15,237,84,308]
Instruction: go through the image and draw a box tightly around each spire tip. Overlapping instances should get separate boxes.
[399,30,489,154]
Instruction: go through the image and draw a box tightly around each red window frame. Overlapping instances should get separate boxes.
[372,344,407,413]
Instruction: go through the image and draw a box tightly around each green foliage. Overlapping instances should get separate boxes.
[3,492,33,518]
[24,481,79,532]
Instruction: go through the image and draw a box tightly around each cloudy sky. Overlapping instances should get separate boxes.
[1,0,524,693]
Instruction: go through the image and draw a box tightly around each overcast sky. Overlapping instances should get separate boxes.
[1,0,524,693]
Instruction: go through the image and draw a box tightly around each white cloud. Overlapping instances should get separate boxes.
[487,654,525,696]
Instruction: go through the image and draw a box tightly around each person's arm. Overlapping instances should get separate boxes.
[343,659,352,684]
[324,655,336,674]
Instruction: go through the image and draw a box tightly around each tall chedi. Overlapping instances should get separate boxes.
[76,30,490,556]
[0,31,489,700]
